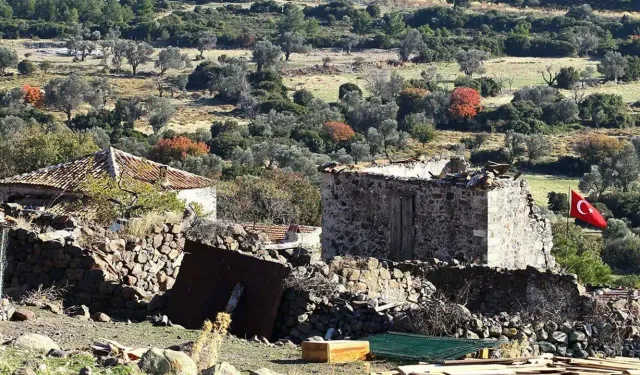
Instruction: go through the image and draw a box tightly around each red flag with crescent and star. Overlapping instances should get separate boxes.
[569,190,607,229]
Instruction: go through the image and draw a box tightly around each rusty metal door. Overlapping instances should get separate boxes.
[166,240,290,339]
[390,193,415,261]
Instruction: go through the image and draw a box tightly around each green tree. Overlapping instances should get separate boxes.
[351,10,372,35]
[556,67,580,89]
[598,51,628,83]
[277,32,311,61]
[412,123,436,146]
[252,40,282,72]
[82,175,185,225]
[552,222,611,285]
[384,12,405,36]
[456,49,490,77]
[277,4,306,34]
[43,74,90,123]
[196,31,217,59]
[124,41,154,76]
[155,47,191,76]
[0,45,18,74]
[17,59,37,75]
[399,29,425,62]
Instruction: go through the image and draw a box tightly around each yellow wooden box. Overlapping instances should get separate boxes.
[301,340,370,363]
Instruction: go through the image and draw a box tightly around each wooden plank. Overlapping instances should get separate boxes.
[389,194,402,261]
[301,340,369,364]
[224,283,244,313]
[400,194,415,260]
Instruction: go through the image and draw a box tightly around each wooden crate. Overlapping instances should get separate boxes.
[301,340,370,363]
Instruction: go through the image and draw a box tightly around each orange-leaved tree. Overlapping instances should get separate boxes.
[151,136,210,163]
[323,121,356,143]
[449,87,482,120]
[23,84,44,108]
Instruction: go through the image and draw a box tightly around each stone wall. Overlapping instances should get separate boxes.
[2,211,188,319]
[321,165,553,269]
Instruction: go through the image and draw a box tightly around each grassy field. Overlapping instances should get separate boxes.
[524,174,581,205]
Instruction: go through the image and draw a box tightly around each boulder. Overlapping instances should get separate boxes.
[138,348,197,375]
[92,312,111,323]
[12,309,36,321]
[537,341,556,353]
[249,369,283,375]
[13,334,60,353]
[550,331,568,344]
[569,331,586,343]
[204,362,241,375]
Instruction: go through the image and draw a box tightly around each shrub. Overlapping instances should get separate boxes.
[449,87,482,119]
[547,192,569,213]
[556,67,580,89]
[552,222,611,286]
[293,89,314,106]
[323,121,355,142]
[259,100,306,115]
[579,93,633,128]
[339,82,362,99]
[17,59,37,75]
[151,136,210,163]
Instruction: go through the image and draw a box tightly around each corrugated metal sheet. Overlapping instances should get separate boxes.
[166,240,290,339]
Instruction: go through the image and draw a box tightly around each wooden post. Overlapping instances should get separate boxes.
[225,284,244,313]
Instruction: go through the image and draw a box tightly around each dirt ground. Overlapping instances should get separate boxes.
[0,307,398,374]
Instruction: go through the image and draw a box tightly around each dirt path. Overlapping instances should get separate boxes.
[0,308,396,374]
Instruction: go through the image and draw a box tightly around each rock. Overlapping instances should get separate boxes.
[464,331,479,340]
[12,368,36,375]
[12,309,36,321]
[92,312,111,322]
[79,367,92,375]
[38,230,71,242]
[569,331,586,342]
[47,349,69,358]
[138,348,197,375]
[537,341,556,353]
[574,349,589,359]
[249,369,283,375]
[274,339,295,348]
[545,321,558,334]
[204,362,241,375]
[550,331,569,344]
[13,333,60,353]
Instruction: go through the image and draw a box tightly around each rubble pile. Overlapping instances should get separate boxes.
[275,257,438,343]
[435,160,513,190]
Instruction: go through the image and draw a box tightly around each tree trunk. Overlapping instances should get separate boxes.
[132,64,138,76]
[285,52,290,61]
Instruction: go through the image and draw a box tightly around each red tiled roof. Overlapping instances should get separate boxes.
[0,147,212,193]
[243,223,317,243]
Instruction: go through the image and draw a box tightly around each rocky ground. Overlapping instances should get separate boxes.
[0,307,397,375]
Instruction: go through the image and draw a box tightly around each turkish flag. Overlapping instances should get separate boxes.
[569,190,607,229]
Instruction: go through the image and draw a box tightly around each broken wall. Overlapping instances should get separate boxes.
[321,168,553,269]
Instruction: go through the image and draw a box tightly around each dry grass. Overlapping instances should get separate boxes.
[20,284,65,306]
[123,211,182,238]
[497,339,528,358]
[191,312,232,371]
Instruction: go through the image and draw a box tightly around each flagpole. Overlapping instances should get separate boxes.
[566,187,570,247]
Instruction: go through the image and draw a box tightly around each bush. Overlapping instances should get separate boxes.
[614,275,640,288]
[17,59,37,75]
[579,93,633,128]
[547,192,568,213]
[556,67,580,89]
[259,100,307,115]
[339,82,362,99]
[293,89,314,106]
[552,222,611,286]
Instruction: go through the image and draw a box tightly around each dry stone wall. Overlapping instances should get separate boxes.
[321,170,553,269]
[3,212,189,320]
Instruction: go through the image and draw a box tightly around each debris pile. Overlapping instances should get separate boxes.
[434,161,513,190]
[0,298,15,321]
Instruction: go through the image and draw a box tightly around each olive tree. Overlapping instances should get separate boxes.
[598,51,628,83]
[252,40,282,72]
[124,41,154,76]
[44,74,90,123]
[0,45,18,74]
[399,29,425,62]
[146,96,175,133]
[196,32,217,59]
[155,47,191,76]
[455,49,490,77]
[277,32,311,61]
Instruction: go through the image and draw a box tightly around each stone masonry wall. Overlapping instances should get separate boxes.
[321,170,553,269]
[3,211,188,320]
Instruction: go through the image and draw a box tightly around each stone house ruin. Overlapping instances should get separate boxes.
[0,147,216,218]
[320,158,554,269]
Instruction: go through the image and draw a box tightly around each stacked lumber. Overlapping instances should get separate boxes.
[370,355,640,375]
